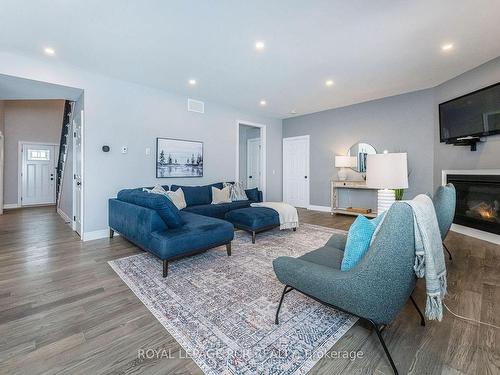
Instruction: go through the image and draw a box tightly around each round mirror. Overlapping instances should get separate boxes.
[347,142,377,173]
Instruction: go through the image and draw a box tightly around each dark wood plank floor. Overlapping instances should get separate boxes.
[1,207,499,374]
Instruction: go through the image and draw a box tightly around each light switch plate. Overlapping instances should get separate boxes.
[145,147,151,156]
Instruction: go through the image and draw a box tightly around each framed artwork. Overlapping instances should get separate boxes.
[156,138,203,178]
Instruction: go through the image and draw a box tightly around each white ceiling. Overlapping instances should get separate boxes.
[1,0,499,118]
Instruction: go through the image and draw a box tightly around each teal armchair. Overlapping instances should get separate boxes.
[432,183,456,260]
[273,203,424,375]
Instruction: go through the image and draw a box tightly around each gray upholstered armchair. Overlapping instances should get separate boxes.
[273,202,425,375]
[432,183,456,260]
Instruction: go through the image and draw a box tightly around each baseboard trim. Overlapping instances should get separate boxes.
[307,205,331,213]
[3,203,19,209]
[57,208,71,223]
[83,229,119,242]
[450,223,500,245]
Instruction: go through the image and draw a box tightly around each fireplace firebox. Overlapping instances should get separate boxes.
[446,174,500,235]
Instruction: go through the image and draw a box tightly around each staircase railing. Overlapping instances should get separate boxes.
[56,100,73,208]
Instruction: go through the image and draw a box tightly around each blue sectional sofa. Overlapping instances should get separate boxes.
[108,182,263,277]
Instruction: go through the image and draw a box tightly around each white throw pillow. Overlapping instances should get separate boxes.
[166,188,187,210]
[212,186,232,204]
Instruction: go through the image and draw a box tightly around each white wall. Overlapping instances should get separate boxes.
[0,51,282,238]
[3,99,64,205]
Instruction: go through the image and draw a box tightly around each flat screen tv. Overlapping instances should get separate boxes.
[439,82,500,143]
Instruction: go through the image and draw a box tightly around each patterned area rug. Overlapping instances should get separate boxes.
[109,223,358,375]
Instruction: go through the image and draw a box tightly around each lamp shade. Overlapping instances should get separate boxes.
[335,155,356,168]
[366,153,408,189]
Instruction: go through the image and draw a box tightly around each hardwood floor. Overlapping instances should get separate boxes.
[1,206,499,374]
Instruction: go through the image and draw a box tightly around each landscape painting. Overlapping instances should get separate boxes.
[156,138,203,178]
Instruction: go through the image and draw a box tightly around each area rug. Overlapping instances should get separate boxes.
[109,223,358,375]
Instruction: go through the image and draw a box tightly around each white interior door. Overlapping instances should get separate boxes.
[247,138,261,189]
[21,143,57,206]
[73,111,83,236]
[283,136,310,208]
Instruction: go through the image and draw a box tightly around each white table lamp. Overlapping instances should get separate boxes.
[335,155,356,181]
[366,153,408,214]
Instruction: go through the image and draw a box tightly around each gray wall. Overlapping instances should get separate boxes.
[283,89,435,207]
[433,57,500,187]
[238,124,261,186]
[3,100,65,205]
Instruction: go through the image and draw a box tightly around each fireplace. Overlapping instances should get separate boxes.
[446,174,500,235]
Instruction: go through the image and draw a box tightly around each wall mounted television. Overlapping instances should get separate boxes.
[439,81,500,150]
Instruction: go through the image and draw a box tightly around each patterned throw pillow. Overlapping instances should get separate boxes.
[166,188,187,210]
[211,186,232,204]
[228,182,248,201]
[143,184,169,197]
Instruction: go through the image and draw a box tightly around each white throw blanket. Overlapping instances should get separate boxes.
[250,202,299,230]
[403,194,447,321]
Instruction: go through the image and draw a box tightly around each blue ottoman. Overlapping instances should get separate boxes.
[225,207,283,243]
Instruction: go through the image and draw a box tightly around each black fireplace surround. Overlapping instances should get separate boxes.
[446,174,500,235]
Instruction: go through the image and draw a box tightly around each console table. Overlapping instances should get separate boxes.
[331,180,378,218]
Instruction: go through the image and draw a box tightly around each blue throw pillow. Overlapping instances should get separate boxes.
[341,215,377,271]
[245,188,260,202]
[117,189,184,228]
[170,183,223,206]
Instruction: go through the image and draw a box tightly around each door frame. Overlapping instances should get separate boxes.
[246,137,261,189]
[18,141,59,207]
[72,108,85,236]
[282,135,310,208]
[236,121,267,201]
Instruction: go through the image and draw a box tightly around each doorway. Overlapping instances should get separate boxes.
[19,142,58,206]
[283,135,310,208]
[236,121,266,200]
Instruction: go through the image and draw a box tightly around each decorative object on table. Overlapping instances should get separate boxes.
[156,138,203,178]
[366,152,408,214]
[347,142,377,173]
[394,188,405,201]
[346,207,372,214]
[335,155,357,181]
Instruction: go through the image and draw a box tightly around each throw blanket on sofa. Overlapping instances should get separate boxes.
[403,194,447,321]
[250,202,299,230]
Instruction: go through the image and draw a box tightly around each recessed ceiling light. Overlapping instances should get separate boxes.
[255,41,265,51]
[44,47,55,56]
[441,43,454,51]
[188,79,197,85]
[325,80,334,87]
[259,100,267,106]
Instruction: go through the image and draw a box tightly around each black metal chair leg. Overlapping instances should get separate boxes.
[443,242,452,261]
[275,285,293,325]
[369,320,399,375]
[162,260,168,278]
[409,295,425,326]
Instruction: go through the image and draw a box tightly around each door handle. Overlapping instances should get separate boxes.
[304,176,308,179]
[249,176,252,179]
[76,181,81,186]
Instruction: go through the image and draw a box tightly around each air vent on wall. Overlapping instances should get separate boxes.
[188,98,204,113]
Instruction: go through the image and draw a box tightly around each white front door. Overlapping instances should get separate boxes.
[283,135,310,208]
[247,138,261,189]
[73,110,83,236]
[21,143,57,206]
